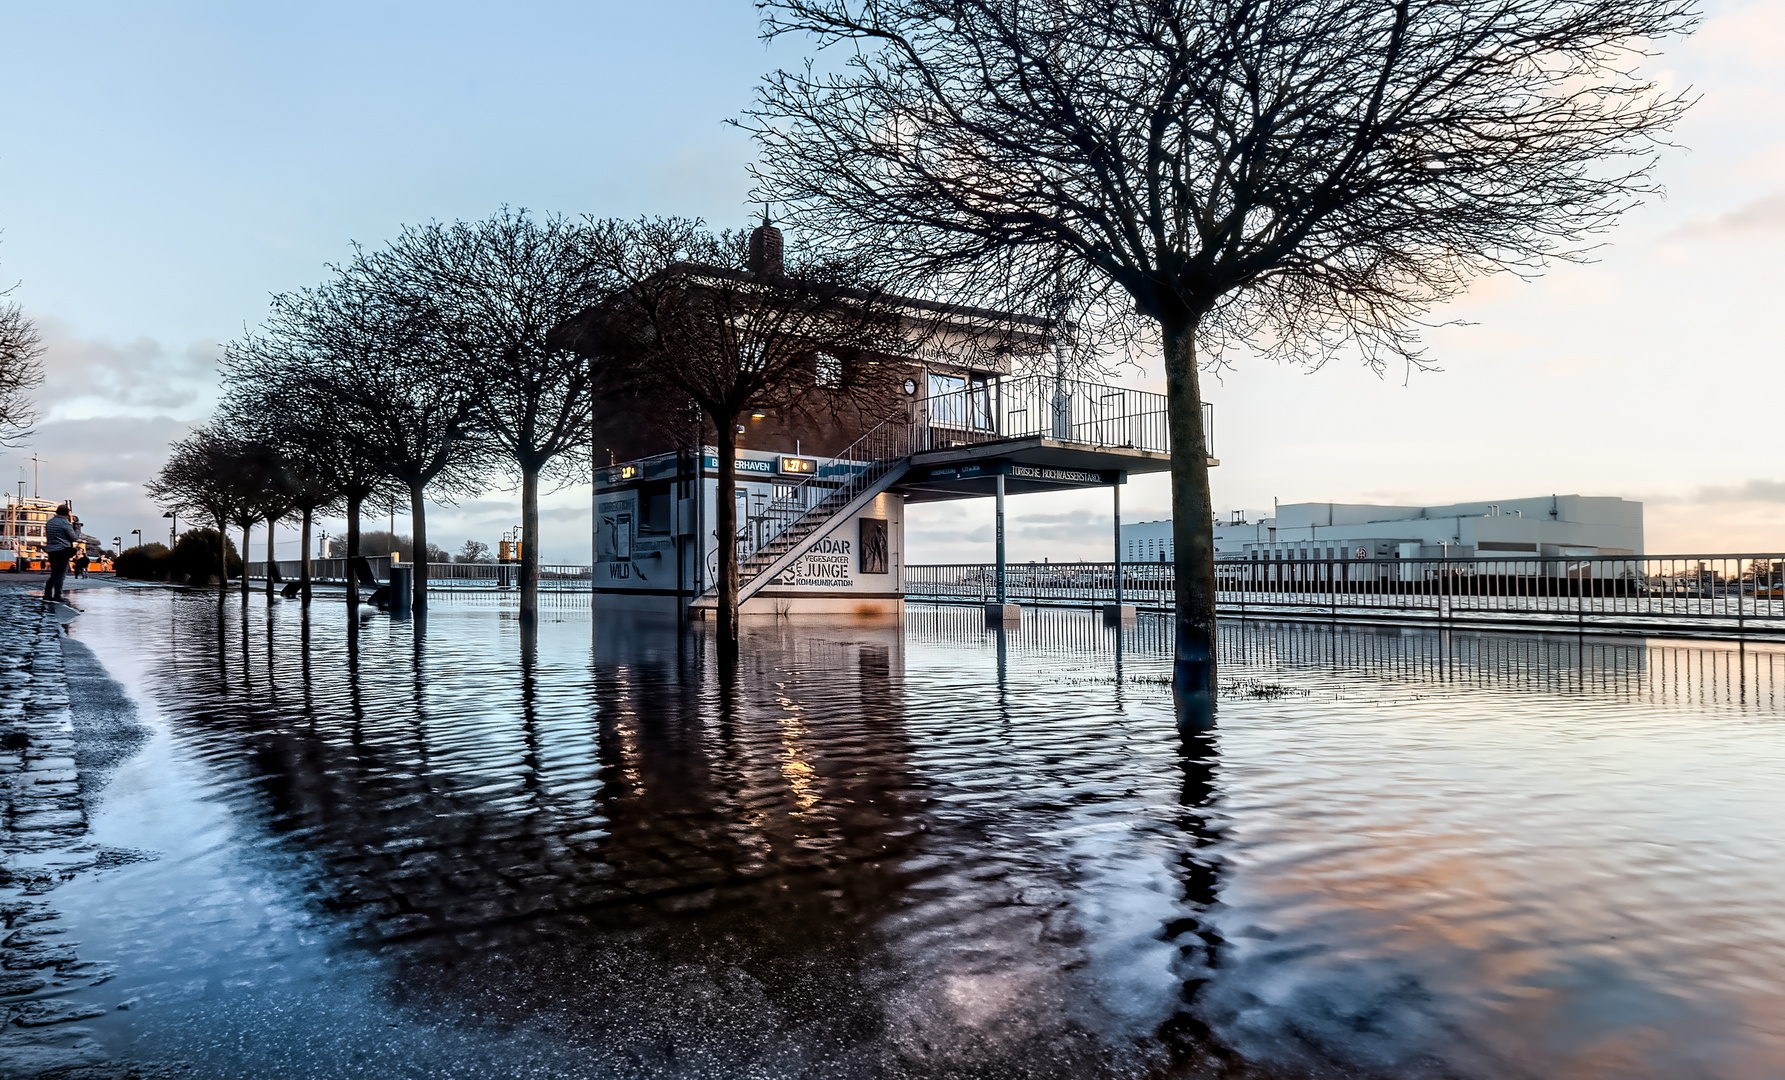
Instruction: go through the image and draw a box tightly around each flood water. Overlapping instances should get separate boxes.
[40,588,1785,1079]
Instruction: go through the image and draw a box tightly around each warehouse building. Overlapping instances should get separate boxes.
[1122,495,1643,563]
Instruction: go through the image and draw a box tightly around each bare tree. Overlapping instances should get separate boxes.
[261,417,342,603]
[573,216,909,653]
[226,328,401,606]
[0,279,44,446]
[748,0,1697,715]
[254,474,297,599]
[256,272,487,613]
[370,209,610,624]
[209,431,285,601]
[222,330,397,606]
[147,425,258,589]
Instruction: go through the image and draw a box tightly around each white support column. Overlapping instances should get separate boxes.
[986,471,1019,625]
[1104,473,1136,625]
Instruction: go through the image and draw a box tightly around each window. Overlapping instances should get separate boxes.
[928,372,967,426]
[815,351,843,388]
[927,371,994,431]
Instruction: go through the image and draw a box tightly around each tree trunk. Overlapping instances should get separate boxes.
[409,481,429,612]
[216,516,229,590]
[1162,318,1217,729]
[520,464,540,624]
[346,493,362,607]
[265,517,277,598]
[715,419,740,653]
[300,507,313,603]
[240,523,251,599]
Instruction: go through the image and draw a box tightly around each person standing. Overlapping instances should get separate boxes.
[44,504,78,602]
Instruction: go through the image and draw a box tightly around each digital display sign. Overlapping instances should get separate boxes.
[780,456,817,475]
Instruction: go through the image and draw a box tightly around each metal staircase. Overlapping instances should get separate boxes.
[691,374,1184,611]
[694,416,916,610]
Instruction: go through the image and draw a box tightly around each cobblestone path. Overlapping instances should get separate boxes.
[0,589,166,1079]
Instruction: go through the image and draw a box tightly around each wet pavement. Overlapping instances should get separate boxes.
[0,583,160,1078]
[4,586,1785,1078]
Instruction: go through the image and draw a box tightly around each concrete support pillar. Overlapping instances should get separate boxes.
[1104,473,1135,625]
[994,472,1007,604]
[986,472,1019,626]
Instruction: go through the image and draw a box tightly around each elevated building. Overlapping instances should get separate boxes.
[572,220,1201,618]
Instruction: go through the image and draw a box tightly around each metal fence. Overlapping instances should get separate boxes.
[245,556,394,585]
[245,558,592,592]
[906,554,1785,635]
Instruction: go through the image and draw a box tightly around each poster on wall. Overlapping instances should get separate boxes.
[597,496,635,580]
[859,518,888,575]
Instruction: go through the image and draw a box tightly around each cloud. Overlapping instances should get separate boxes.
[34,318,221,421]
[1685,479,1785,504]
[3,415,198,543]
[1691,0,1785,69]
[1661,189,1785,243]
[1014,510,1102,525]
[908,525,994,546]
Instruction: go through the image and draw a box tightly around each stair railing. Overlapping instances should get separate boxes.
[709,412,919,598]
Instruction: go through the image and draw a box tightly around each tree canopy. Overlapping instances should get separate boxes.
[746,0,1697,711]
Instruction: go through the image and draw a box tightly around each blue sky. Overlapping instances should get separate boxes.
[3,0,1784,562]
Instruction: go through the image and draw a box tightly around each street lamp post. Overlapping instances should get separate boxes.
[163,510,177,548]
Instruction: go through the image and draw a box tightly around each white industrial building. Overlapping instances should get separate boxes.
[1122,495,1643,563]
[1122,512,1273,563]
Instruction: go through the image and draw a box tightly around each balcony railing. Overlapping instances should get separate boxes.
[915,374,1200,456]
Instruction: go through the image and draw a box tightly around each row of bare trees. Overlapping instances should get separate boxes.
[149,209,606,619]
[150,210,910,641]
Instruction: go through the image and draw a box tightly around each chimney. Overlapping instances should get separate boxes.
[748,208,783,278]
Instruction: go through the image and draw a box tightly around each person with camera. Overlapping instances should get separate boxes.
[44,504,78,602]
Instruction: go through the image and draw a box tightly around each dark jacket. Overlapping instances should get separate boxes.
[45,515,79,553]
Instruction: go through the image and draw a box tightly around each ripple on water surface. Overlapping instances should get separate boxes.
[41,589,1785,1079]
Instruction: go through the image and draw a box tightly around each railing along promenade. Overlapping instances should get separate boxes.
[245,557,592,591]
[906,554,1785,636]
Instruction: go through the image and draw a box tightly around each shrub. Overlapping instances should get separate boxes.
[115,543,172,580]
[168,529,242,584]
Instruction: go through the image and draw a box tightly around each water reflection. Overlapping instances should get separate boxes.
[47,595,1785,1079]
